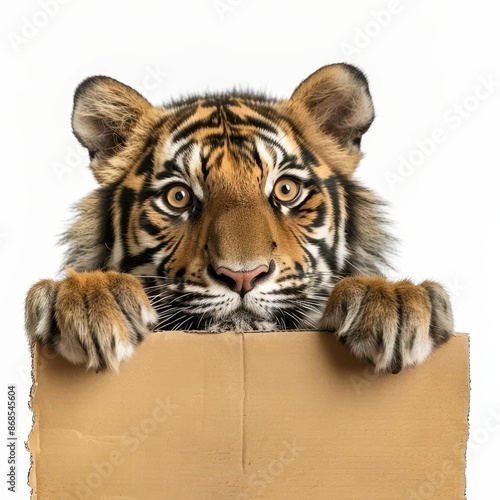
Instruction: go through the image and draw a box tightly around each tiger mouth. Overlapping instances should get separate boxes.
[204,308,278,332]
[207,303,268,325]
[152,291,278,331]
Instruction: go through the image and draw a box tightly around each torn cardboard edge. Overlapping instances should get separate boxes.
[27,343,37,499]
[28,331,470,499]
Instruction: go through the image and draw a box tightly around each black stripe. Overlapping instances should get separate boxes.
[235,113,278,135]
[424,286,451,346]
[246,101,281,123]
[82,292,107,372]
[408,330,417,353]
[120,308,143,345]
[294,262,305,277]
[223,106,246,126]
[167,103,200,128]
[158,235,185,276]
[376,331,385,353]
[200,155,209,181]
[276,274,299,283]
[96,182,119,263]
[172,117,217,143]
[208,150,224,173]
[299,143,319,167]
[294,189,316,211]
[252,145,263,174]
[391,289,404,374]
[150,200,184,222]
[119,187,137,258]
[171,139,196,161]
[121,240,171,273]
[304,237,336,273]
[139,211,161,235]
[157,160,185,179]
[149,115,170,137]
[132,115,170,177]
[324,175,341,272]
[47,290,61,353]
[309,202,327,229]
[91,332,106,372]
[135,148,155,176]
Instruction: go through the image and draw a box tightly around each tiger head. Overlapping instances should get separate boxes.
[67,64,390,331]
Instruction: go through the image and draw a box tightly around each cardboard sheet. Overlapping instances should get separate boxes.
[29,331,470,499]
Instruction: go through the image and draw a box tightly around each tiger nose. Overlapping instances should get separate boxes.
[214,264,270,296]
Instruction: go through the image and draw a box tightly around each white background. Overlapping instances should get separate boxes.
[1,0,499,498]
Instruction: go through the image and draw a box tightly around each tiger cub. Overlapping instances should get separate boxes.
[25,64,453,373]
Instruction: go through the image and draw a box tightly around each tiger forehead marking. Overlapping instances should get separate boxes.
[159,98,303,189]
[67,64,389,331]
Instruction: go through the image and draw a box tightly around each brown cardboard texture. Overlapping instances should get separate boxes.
[29,331,469,499]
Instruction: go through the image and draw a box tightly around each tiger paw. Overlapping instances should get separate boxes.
[319,277,453,373]
[25,269,158,371]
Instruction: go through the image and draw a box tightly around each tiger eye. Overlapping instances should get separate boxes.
[273,178,300,203]
[165,185,193,210]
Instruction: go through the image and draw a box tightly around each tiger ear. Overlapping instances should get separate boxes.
[72,76,153,160]
[290,64,374,150]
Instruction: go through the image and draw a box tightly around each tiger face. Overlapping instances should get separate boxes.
[67,64,388,332]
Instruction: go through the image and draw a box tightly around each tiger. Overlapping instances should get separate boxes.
[25,63,453,374]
